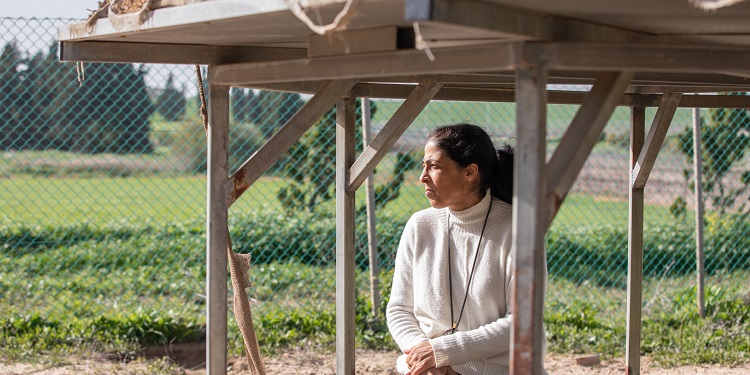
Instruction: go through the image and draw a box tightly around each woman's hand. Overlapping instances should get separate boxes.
[416,366,461,375]
[404,341,437,375]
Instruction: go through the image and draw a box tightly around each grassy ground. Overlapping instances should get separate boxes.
[2,134,748,368]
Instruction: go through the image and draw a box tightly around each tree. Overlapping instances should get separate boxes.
[0,42,25,150]
[52,62,154,154]
[255,90,304,136]
[274,99,414,214]
[231,88,260,124]
[156,73,186,122]
[674,96,750,217]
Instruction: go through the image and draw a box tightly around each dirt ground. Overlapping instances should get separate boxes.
[3,348,750,375]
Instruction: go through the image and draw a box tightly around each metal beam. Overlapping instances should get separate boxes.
[336,96,357,375]
[212,43,519,85]
[626,102,646,375]
[631,92,683,189]
[534,43,750,74]
[59,41,306,64]
[408,0,670,44]
[205,70,230,375]
[348,81,444,190]
[240,82,750,107]
[546,71,634,227]
[511,46,547,375]
[227,79,357,206]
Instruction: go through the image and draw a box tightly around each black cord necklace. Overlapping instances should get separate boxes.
[444,197,493,336]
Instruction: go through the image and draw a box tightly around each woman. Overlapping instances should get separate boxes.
[386,124,546,375]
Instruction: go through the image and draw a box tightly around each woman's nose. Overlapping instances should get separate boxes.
[419,168,429,183]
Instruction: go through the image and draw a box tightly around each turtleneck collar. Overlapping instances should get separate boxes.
[447,189,492,224]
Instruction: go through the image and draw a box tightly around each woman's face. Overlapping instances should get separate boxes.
[420,141,479,210]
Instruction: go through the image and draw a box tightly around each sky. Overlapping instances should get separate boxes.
[2,0,97,19]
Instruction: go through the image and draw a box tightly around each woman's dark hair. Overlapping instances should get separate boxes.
[427,123,514,204]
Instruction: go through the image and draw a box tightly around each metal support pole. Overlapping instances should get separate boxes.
[692,108,706,318]
[361,98,380,317]
[206,70,230,375]
[511,50,548,375]
[626,103,645,375]
[336,96,357,375]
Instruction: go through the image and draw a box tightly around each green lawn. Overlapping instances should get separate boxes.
[2,172,679,230]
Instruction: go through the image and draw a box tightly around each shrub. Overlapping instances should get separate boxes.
[170,120,266,174]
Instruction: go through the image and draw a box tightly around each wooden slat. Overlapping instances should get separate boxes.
[212,43,519,85]
[348,81,444,190]
[631,92,683,189]
[511,53,547,375]
[227,79,357,206]
[59,41,306,64]
[546,71,634,227]
[336,97,357,375]
[535,43,750,74]
[626,103,646,375]
[205,75,230,375]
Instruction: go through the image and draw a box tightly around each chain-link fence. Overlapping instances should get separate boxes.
[2,17,749,358]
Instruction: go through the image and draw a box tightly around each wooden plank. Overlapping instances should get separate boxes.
[631,93,683,189]
[308,26,411,58]
[336,96,357,375]
[693,108,706,318]
[227,79,357,206]
[59,41,306,64]
[546,71,633,227]
[626,102,646,375]
[205,73,230,375]
[535,43,750,74]
[408,0,669,44]
[348,81,444,190]
[212,43,519,84]
[511,52,547,375]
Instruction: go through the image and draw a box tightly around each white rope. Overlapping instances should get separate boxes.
[288,0,364,35]
[690,0,746,10]
[76,62,85,87]
[413,22,435,62]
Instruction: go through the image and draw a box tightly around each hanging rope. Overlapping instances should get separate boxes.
[412,22,435,62]
[76,62,86,86]
[195,65,209,137]
[195,66,265,374]
[288,0,363,35]
[690,0,746,10]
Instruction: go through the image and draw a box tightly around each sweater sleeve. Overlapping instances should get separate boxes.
[386,218,429,350]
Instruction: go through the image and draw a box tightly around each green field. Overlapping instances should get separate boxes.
[2,162,749,368]
[2,171,678,228]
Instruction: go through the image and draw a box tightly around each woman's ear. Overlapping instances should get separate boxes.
[464,163,479,182]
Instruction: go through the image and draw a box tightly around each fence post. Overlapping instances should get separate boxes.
[626,101,645,375]
[692,107,706,318]
[336,95,357,375]
[361,98,380,317]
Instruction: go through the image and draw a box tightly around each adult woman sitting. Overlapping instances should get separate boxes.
[386,124,547,375]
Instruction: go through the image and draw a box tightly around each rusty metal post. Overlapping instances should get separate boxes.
[512,44,548,375]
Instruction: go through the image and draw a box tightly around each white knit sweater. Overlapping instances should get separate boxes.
[386,192,547,375]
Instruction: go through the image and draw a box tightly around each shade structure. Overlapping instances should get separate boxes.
[58,1,750,374]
